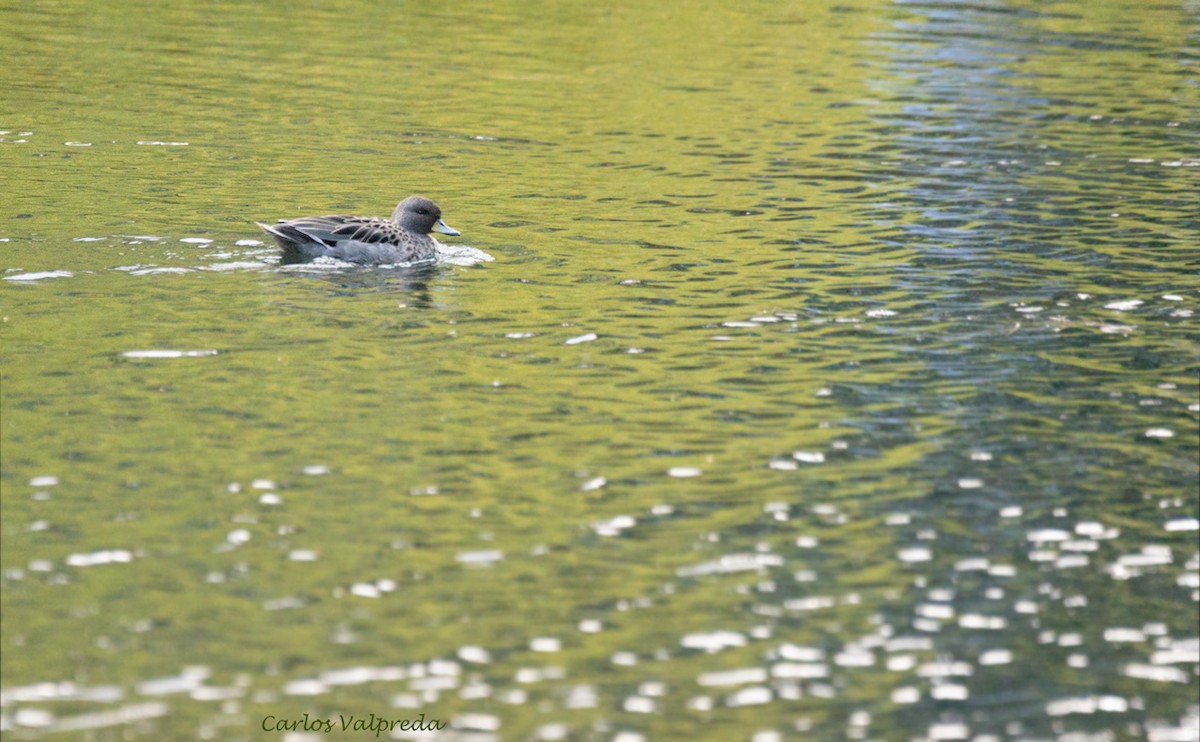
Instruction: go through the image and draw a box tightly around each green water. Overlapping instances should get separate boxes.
[2,0,1198,739]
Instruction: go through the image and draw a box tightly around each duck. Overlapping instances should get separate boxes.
[255,196,460,265]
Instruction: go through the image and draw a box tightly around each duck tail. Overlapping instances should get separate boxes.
[255,221,307,257]
[255,221,288,242]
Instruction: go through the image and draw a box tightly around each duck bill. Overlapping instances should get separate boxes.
[434,219,460,236]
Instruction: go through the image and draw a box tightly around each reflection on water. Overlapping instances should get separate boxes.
[1,0,1197,739]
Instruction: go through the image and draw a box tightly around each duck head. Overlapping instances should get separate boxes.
[393,196,460,236]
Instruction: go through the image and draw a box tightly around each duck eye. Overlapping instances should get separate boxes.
[416,208,430,215]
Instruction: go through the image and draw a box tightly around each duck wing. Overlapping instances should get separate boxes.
[328,218,411,246]
[274,215,381,247]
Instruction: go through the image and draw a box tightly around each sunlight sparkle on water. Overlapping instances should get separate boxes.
[4,271,73,281]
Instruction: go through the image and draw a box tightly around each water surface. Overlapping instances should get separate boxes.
[2,0,1197,739]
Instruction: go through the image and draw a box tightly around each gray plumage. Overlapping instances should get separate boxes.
[255,196,460,265]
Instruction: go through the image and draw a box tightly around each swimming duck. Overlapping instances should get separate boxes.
[255,196,460,265]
